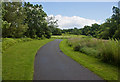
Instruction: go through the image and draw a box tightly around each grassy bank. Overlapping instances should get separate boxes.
[67,37,119,65]
[2,38,33,52]
[60,39,118,80]
[3,39,53,80]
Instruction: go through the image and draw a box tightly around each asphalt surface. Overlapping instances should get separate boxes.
[33,39,105,80]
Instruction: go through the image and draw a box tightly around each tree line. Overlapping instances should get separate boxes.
[2,2,120,40]
[62,6,120,40]
[2,2,61,39]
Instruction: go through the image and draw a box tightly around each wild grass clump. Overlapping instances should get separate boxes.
[2,38,33,52]
[67,37,119,65]
[80,47,100,57]
[100,39,119,65]
[68,37,101,57]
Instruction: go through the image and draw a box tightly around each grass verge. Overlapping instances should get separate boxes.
[2,39,54,80]
[59,39,118,80]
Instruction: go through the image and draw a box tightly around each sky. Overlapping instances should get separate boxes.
[29,2,118,29]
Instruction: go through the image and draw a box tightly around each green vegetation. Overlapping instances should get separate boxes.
[2,38,33,52]
[2,2,120,40]
[24,3,51,38]
[1,1,120,81]
[60,39,118,80]
[2,39,53,80]
[47,16,62,35]
[0,42,1,81]
[68,37,119,65]
[51,34,87,39]
[62,27,82,35]
[2,2,61,39]
[62,6,120,40]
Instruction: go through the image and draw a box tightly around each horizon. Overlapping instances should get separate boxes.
[29,2,118,29]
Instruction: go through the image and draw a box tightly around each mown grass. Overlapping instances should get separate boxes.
[60,39,118,80]
[2,39,54,80]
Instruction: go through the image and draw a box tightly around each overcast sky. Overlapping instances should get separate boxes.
[29,2,118,29]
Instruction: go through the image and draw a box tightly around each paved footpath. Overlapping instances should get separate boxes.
[33,39,105,81]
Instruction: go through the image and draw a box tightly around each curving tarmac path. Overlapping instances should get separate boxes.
[33,39,105,81]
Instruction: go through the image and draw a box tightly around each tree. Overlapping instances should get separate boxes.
[80,6,120,40]
[47,16,62,35]
[71,27,81,35]
[52,28,62,35]
[81,26,91,35]
[2,2,28,38]
[112,6,120,39]
[24,2,51,38]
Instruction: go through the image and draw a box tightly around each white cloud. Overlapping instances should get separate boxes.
[49,15,100,29]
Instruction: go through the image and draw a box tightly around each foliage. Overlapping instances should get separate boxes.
[2,2,28,38]
[62,27,82,35]
[2,2,63,39]
[47,16,62,35]
[81,23,100,37]
[62,6,120,40]
[81,6,120,40]
[52,28,62,35]
[2,38,33,52]
[67,37,119,65]
[24,2,51,39]
[60,39,118,80]
[2,2,62,39]
[100,39,119,65]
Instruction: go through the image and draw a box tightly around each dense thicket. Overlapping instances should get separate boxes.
[2,2,60,38]
[62,6,120,40]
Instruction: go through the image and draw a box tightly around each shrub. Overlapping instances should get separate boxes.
[2,38,33,52]
[80,47,100,57]
[73,43,81,51]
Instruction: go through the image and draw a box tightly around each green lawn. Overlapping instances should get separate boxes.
[2,39,54,80]
[59,39,118,80]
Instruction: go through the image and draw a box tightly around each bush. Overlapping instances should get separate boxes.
[73,43,81,51]
[2,38,33,52]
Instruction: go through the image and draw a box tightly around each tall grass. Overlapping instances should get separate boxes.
[100,39,119,65]
[67,37,119,65]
